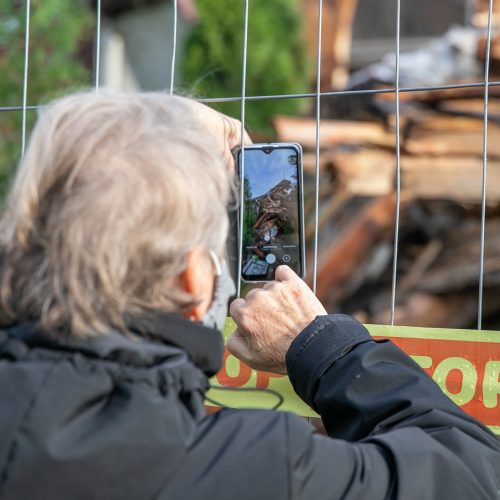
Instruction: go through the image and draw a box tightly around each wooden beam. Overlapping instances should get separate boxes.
[401,156,500,202]
[314,194,397,303]
[274,115,395,149]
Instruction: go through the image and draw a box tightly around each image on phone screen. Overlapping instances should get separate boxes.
[239,145,304,281]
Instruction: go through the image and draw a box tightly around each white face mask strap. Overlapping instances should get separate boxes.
[208,250,222,277]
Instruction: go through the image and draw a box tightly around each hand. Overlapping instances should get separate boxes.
[228,266,327,374]
[177,97,252,172]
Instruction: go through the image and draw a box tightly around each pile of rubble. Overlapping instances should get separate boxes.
[275,29,500,329]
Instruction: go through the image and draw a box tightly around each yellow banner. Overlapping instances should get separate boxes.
[207,319,500,435]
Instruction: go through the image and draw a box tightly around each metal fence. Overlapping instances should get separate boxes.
[6,0,497,330]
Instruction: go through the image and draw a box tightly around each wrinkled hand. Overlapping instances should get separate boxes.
[178,97,252,171]
[228,266,327,374]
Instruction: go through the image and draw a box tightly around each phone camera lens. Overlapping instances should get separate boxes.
[288,155,297,165]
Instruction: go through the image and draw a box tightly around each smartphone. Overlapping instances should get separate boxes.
[237,143,305,282]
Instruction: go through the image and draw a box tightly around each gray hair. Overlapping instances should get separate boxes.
[0,90,233,337]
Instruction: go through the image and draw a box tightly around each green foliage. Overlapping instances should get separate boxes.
[0,0,92,196]
[182,0,310,135]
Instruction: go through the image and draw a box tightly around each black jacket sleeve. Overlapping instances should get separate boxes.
[284,314,500,499]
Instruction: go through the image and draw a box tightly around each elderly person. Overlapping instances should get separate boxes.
[0,91,498,500]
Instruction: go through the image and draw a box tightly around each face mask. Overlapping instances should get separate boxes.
[202,251,236,332]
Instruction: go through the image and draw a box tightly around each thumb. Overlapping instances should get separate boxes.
[275,265,301,283]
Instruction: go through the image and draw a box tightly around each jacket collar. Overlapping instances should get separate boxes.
[6,313,224,378]
[126,311,224,377]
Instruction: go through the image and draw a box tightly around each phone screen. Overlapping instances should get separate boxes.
[239,145,303,281]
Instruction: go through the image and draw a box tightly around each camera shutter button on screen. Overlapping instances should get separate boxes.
[266,254,277,264]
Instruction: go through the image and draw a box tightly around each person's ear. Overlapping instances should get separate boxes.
[180,247,215,321]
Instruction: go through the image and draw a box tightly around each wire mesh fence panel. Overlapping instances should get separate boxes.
[478,0,495,329]
[0,0,500,432]
[2,0,498,330]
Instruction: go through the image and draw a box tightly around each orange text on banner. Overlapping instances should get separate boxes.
[206,320,500,435]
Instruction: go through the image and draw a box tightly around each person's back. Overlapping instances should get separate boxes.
[0,318,298,499]
[2,313,499,499]
[0,91,498,500]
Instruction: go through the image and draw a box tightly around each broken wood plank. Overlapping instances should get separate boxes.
[274,115,395,149]
[401,156,500,202]
[405,130,500,158]
[302,151,334,173]
[331,149,395,196]
[416,219,500,292]
[437,98,500,117]
[304,188,351,240]
[302,0,359,90]
[405,113,490,133]
[375,81,500,104]
[371,292,477,328]
[398,240,443,295]
[313,194,397,303]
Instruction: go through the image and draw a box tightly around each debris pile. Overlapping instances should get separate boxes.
[275,28,500,329]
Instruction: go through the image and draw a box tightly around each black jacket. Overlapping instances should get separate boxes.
[0,313,498,499]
